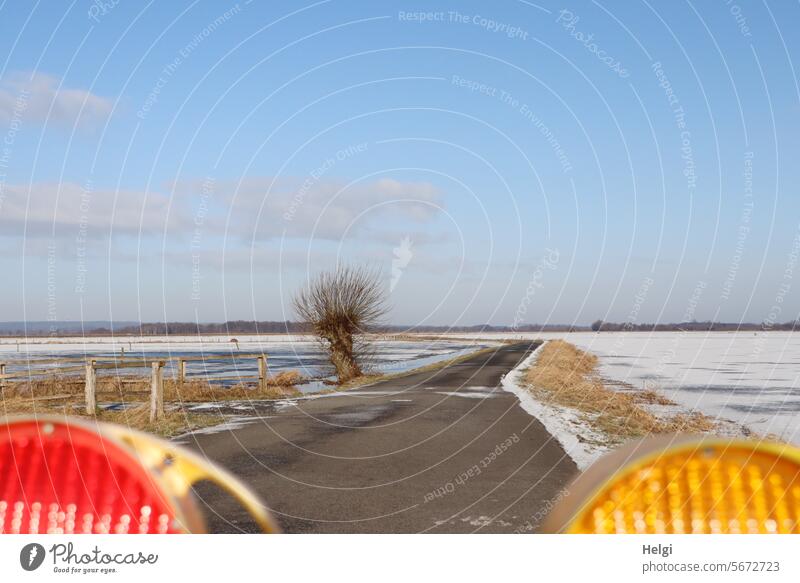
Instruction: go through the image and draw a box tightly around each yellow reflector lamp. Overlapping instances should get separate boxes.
[543,435,800,534]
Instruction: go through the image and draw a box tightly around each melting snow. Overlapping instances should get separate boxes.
[500,347,609,470]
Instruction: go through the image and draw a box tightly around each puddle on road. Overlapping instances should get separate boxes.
[318,404,393,426]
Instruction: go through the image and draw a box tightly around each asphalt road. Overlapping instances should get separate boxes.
[183,342,578,533]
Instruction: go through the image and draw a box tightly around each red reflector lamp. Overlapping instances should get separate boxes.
[0,416,279,534]
[543,435,800,534]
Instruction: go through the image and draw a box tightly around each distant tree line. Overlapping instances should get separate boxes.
[102,322,588,336]
[590,319,800,332]
[2,319,798,337]
[115,320,312,335]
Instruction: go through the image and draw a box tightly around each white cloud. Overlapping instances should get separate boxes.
[0,182,174,237]
[0,72,113,128]
[172,176,444,241]
[1,176,444,246]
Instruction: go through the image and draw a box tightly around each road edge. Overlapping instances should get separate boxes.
[499,340,609,470]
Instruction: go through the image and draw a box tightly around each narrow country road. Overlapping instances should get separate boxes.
[182,342,578,533]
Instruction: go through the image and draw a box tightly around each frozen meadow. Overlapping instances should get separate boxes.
[468,331,800,445]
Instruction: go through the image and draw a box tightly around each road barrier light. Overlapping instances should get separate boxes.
[0,416,280,534]
[543,435,800,534]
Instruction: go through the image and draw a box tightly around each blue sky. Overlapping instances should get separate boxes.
[0,0,798,327]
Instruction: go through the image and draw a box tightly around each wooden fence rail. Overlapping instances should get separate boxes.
[0,352,269,423]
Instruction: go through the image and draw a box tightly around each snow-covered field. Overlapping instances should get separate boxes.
[463,331,800,445]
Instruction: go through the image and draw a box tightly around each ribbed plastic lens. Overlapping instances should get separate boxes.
[569,444,800,534]
[0,419,180,534]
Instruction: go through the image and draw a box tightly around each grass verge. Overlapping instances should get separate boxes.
[0,397,221,438]
[98,407,221,438]
[523,340,717,446]
[0,371,303,437]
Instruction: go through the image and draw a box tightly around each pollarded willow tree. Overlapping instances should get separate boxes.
[293,265,388,383]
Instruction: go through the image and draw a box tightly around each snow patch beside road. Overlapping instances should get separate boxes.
[173,416,258,443]
[500,344,608,470]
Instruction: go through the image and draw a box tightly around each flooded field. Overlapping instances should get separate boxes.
[0,335,489,394]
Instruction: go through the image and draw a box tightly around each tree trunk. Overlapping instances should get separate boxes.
[326,333,361,382]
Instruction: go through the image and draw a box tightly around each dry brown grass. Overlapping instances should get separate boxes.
[634,388,675,406]
[97,406,220,437]
[3,370,304,402]
[0,369,305,436]
[163,379,299,401]
[0,395,219,438]
[524,340,718,445]
[267,370,305,387]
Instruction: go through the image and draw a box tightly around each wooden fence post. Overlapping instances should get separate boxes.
[178,359,187,384]
[150,362,164,422]
[257,356,267,390]
[0,363,6,390]
[84,360,96,414]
